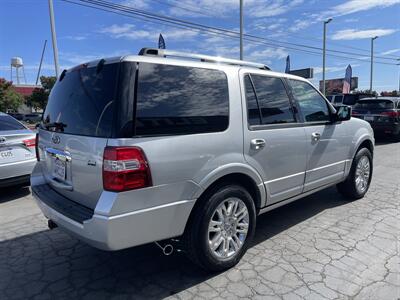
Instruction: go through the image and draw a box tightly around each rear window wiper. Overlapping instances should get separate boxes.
[44,122,67,131]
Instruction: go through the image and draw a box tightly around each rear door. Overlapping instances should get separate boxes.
[38,62,119,209]
[287,79,350,192]
[241,72,307,205]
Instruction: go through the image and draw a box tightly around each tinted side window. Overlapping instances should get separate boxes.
[244,75,261,126]
[135,63,229,136]
[251,75,295,124]
[289,80,331,122]
[0,115,26,131]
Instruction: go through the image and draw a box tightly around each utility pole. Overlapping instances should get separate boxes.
[370,36,378,94]
[48,0,60,78]
[240,0,243,60]
[322,18,332,96]
[36,40,47,85]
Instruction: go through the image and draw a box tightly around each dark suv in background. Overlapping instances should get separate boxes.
[352,97,400,140]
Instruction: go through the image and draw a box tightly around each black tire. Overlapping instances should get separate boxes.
[337,147,373,200]
[183,184,256,272]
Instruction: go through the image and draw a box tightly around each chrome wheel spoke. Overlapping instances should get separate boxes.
[210,233,223,251]
[207,197,249,260]
[355,155,370,193]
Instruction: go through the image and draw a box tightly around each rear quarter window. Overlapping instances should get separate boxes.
[135,63,229,136]
[0,115,26,131]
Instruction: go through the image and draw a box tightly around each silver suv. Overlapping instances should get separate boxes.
[31,48,374,271]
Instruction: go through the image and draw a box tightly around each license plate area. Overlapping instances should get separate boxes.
[52,158,66,181]
[365,115,374,121]
[0,149,13,159]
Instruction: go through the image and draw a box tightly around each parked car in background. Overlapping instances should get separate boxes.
[8,112,24,121]
[31,48,374,272]
[0,112,37,187]
[23,113,43,124]
[352,97,400,140]
[326,94,360,106]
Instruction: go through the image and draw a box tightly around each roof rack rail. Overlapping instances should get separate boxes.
[138,48,271,70]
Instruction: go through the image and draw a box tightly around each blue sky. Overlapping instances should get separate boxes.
[1,0,399,92]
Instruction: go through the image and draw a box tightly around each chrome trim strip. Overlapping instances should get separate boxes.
[95,199,196,220]
[45,147,72,162]
[265,171,305,184]
[307,160,347,172]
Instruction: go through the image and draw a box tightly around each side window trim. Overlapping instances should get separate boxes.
[244,73,298,130]
[246,74,263,125]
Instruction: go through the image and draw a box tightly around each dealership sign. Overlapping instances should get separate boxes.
[319,77,358,93]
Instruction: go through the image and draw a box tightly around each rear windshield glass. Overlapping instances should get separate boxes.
[0,115,26,131]
[135,63,229,136]
[354,100,394,109]
[41,63,118,137]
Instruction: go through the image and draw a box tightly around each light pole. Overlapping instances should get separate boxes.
[322,18,332,95]
[240,0,243,60]
[48,0,60,78]
[370,36,378,93]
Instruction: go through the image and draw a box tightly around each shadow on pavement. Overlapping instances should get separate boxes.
[0,185,31,204]
[0,187,349,299]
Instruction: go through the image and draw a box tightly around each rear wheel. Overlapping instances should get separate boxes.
[183,184,256,272]
[337,148,373,199]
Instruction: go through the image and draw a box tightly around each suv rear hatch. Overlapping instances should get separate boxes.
[352,99,398,123]
[38,60,120,209]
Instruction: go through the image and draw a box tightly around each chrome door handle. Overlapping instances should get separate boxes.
[311,132,321,142]
[251,139,266,150]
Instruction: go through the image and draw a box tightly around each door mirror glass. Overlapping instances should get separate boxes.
[335,105,351,122]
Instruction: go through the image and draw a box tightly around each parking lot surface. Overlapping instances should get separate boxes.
[0,142,399,300]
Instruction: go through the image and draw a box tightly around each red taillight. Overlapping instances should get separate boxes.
[351,111,360,116]
[23,138,36,148]
[102,146,152,192]
[381,111,399,117]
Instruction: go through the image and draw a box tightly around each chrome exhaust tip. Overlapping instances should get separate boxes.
[48,219,58,230]
[155,241,174,256]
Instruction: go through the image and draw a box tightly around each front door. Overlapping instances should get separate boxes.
[241,71,308,205]
[287,79,350,192]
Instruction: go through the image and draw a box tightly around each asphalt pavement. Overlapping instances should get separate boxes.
[0,141,399,300]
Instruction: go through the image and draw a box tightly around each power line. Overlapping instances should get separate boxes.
[83,0,400,62]
[60,0,400,66]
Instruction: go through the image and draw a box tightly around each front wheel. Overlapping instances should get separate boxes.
[183,185,256,272]
[337,148,373,199]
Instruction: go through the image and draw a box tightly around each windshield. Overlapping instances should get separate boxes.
[41,63,119,137]
[354,100,394,110]
[0,115,26,131]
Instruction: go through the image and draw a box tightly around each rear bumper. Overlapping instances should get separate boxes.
[370,123,400,135]
[0,174,31,188]
[31,166,196,251]
[0,158,36,183]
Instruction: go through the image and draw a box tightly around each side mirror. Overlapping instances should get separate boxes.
[334,105,351,122]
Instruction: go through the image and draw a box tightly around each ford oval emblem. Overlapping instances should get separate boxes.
[52,135,61,144]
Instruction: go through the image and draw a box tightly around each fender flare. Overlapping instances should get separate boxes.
[191,162,267,208]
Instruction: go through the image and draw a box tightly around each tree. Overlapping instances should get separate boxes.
[0,78,24,112]
[380,90,399,97]
[353,89,378,97]
[27,76,56,111]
